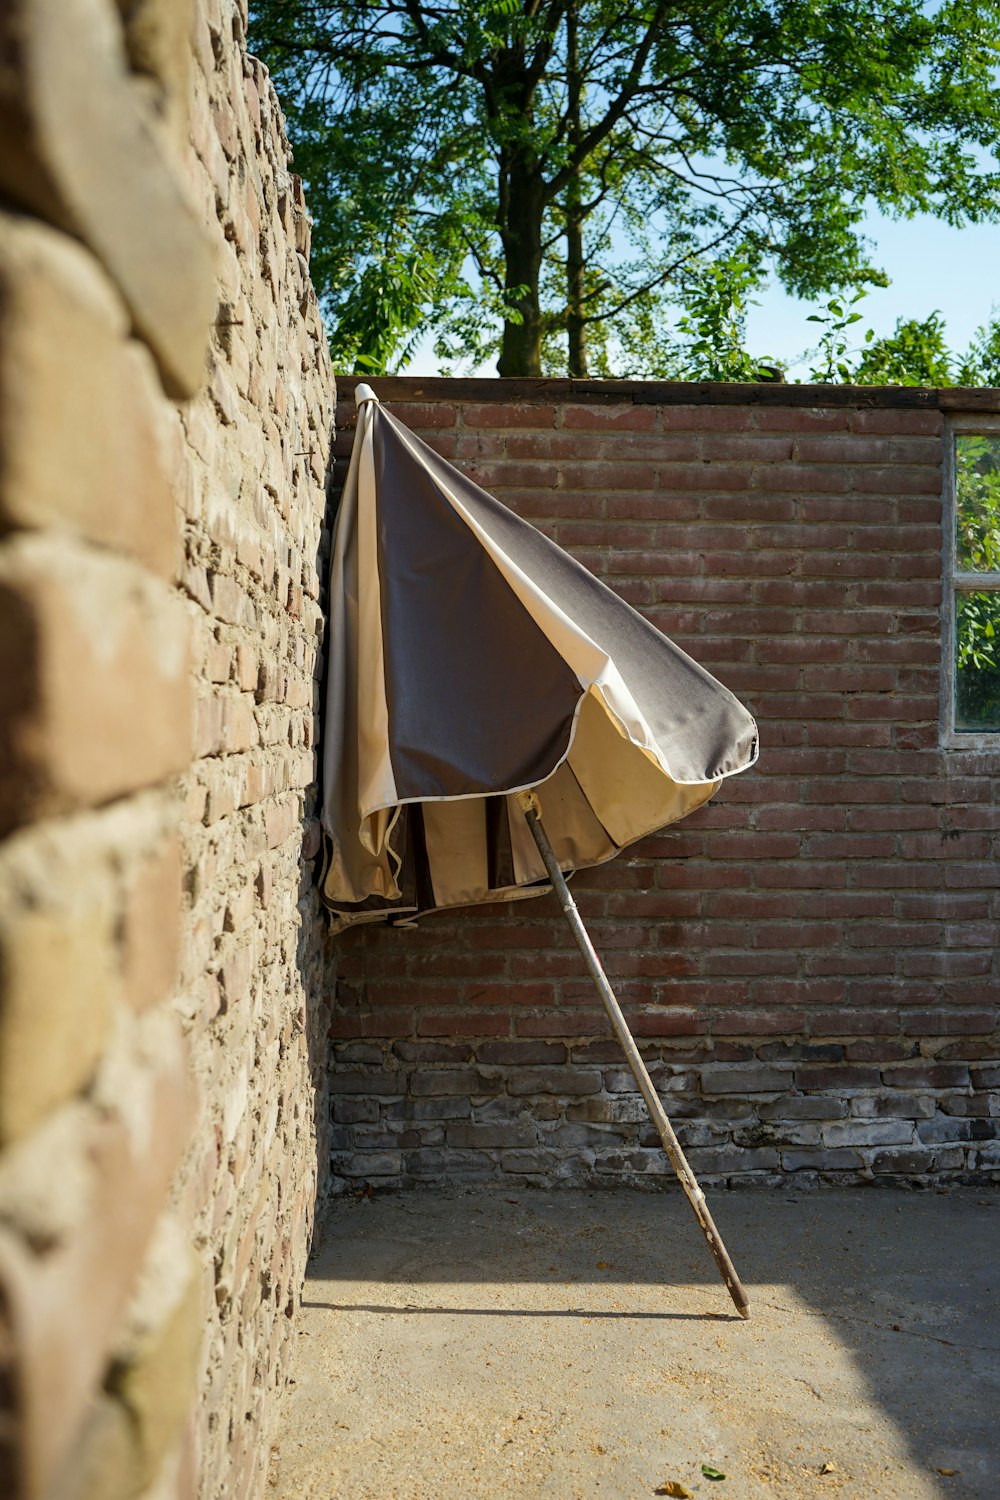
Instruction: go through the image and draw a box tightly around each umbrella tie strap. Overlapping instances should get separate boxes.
[516,788,541,819]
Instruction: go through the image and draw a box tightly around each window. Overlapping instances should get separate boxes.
[945,426,1000,741]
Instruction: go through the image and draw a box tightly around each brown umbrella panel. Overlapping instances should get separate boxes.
[320,387,758,930]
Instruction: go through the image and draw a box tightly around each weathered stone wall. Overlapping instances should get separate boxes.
[176,4,335,1497]
[329,379,999,1191]
[0,3,334,1499]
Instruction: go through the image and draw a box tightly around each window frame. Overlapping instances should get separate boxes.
[941,413,1000,749]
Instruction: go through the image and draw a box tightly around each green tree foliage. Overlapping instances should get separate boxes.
[574,250,773,380]
[955,436,1000,579]
[806,291,873,383]
[674,254,767,383]
[248,0,1000,377]
[953,437,1000,728]
[957,317,1000,385]
[853,312,954,387]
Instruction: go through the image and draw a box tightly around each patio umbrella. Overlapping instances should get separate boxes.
[322,384,759,1316]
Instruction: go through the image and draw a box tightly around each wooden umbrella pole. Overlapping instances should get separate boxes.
[518,792,751,1320]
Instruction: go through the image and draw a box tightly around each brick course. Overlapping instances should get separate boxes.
[330,380,999,1190]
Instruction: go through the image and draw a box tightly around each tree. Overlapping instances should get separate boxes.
[853,312,954,387]
[958,313,1000,385]
[248,0,1000,377]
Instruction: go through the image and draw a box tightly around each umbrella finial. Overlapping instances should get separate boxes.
[355,383,380,407]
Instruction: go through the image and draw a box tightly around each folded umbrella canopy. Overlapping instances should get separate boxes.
[322,386,757,925]
[322,384,759,1315]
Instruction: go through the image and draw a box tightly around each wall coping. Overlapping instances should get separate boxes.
[351,376,1000,412]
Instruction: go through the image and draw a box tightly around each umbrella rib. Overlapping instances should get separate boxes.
[517,790,751,1321]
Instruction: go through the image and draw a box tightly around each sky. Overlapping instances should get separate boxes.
[403,207,999,379]
[744,210,999,380]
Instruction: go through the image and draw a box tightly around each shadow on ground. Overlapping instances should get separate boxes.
[269,1186,999,1500]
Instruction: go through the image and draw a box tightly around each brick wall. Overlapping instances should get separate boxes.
[0,4,334,1499]
[329,379,999,1190]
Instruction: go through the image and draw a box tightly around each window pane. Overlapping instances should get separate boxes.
[955,434,1000,573]
[955,590,1000,731]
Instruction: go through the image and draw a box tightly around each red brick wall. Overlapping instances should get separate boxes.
[328,381,1000,1188]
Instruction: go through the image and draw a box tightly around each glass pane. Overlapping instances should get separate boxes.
[955,434,1000,573]
[955,590,1000,731]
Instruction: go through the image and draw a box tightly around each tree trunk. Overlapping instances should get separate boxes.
[566,207,586,377]
[565,2,588,377]
[497,156,545,377]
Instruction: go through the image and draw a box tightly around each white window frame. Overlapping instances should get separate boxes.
[941,413,1000,749]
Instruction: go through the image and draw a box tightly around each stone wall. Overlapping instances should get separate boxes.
[329,379,999,1191]
[0,3,334,1499]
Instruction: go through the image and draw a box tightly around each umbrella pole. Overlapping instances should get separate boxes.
[518,792,751,1320]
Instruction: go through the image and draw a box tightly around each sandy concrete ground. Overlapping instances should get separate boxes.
[268,1186,999,1500]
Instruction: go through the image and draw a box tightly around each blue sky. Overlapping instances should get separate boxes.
[404,208,998,379]
[744,210,998,380]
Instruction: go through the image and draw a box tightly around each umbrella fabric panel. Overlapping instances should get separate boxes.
[321,414,399,908]
[320,731,715,925]
[381,412,758,785]
[567,687,717,849]
[374,414,584,801]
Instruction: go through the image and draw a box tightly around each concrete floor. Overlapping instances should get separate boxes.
[268,1186,999,1500]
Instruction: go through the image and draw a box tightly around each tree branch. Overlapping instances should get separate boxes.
[400,0,502,113]
[544,2,674,202]
[580,212,756,324]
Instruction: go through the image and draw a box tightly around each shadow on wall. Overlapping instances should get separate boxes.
[297,441,341,1260]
